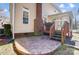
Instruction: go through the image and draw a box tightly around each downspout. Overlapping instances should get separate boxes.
[12,3,15,39]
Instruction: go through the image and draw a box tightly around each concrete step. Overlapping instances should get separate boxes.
[53,34,61,38]
[51,36,61,41]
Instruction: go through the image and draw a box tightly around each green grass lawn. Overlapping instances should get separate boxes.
[72,33,79,41]
[0,42,79,55]
[0,42,16,55]
[53,45,79,55]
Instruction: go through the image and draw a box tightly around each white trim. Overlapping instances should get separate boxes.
[23,8,29,12]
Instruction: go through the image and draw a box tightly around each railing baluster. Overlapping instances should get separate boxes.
[49,23,55,38]
[61,21,69,45]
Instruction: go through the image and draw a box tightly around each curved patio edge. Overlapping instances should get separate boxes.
[13,41,30,55]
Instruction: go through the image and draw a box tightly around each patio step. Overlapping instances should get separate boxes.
[51,37,61,41]
[52,34,61,38]
[51,31,61,41]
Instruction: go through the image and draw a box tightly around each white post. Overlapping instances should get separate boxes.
[12,3,15,39]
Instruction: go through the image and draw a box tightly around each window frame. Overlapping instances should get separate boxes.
[22,8,30,24]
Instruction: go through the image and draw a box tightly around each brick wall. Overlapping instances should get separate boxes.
[34,3,44,33]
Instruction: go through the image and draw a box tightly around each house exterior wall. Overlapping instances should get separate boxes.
[10,3,61,34]
[14,3,36,33]
[48,13,71,23]
[42,3,60,22]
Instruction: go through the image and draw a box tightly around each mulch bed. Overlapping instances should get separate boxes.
[0,39,8,45]
[0,36,11,45]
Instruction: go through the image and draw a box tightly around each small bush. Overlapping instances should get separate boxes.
[3,24,12,38]
[32,32,43,36]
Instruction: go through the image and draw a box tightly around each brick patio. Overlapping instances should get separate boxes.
[14,36,61,55]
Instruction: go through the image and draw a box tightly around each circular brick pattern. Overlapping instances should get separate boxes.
[14,36,61,55]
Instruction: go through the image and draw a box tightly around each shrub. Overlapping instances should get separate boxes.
[32,32,43,36]
[3,24,12,38]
